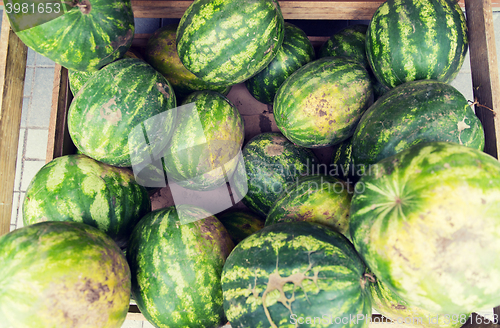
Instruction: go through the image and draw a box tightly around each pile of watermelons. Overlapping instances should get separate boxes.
[2,0,500,327]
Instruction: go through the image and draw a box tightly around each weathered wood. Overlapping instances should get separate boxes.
[465,0,500,159]
[0,11,27,237]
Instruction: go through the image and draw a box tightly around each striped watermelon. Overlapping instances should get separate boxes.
[162,90,245,191]
[245,22,315,104]
[319,24,370,68]
[126,205,234,327]
[67,58,177,167]
[241,132,318,217]
[144,24,231,99]
[217,210,265,245]
[351,80,485,172]
[331,136,357,182]
[176,0,285,86]
[0,221,131,328]
[273,57,373,148]
[222,221,373,328]
[350,141,500,314]
[7,0,134,72]
[366,0,468,89]
[265,175,352,240]
[22,154,151,248]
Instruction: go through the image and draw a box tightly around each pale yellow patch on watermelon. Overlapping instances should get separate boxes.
[46,156,69,192]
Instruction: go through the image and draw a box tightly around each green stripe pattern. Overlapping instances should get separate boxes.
[319,24,369,68]
[68,58,177,167]
[366,0,468,89]
[351,80,485,170]
[245,22,315,104]
[22,154,151,248]
[217,210,265,245]
[126,205,234,328]
[162,90,244,191]
[273,57,373,148]
[350,141,500,314]
[222,221,372,328]
[241,132,318,217]
[0,221,131,328]
[176,0,285,86]
[13,0,135,72]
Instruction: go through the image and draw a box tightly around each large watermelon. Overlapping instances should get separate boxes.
[67,58,177,167]
[241,132,318,217]
[144,24,231,99]
[265,175,352,240]
[0,221,131,327]
[176,0,285,86]
[6,0,134,72]
[22,154,151,248]
[351,80,485,173]
[273,57,373,148]
[350,141,500,314]
[162,90,245,191]
[245,22,315,104]
[366,0,468,89]
[222,221,373,328]
[126,205,234,327]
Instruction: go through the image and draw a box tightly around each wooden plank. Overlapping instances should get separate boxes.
[0,11,27,237]
[465,0,500,159]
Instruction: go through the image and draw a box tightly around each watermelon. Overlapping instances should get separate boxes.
[0,221,131,327]
[369,273,470,328]
[7,0,134,72]
[222,221,373,328]
[126,205,234,327]
[330,136,357,182]
[245,22,315,104]
[67,58,177,167]
[350,141,500,314]
[22,154,151,248]
[265,175,352,240]
[273,57,373,148]
[366,0,468,89]
[241,132,319,217]
[162,90,245,191]
[351,80,485,174]
[144,24,231,99]
[176,0,285,86]
[217,210,265,245]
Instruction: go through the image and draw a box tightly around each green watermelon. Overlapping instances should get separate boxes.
[67,58,177,167]
[265,175,352,240]
[330,136,357,182]
[366,0,468,89]
[22,154,151,248]
[369,273,470,328]
[222,221,373,328]
[217,210,265,245]
[241,132,318,217]
[144,24,231,99]
[176,0,285,86]
[273,57,373,148]
[7,0,134,72]
[0,221,131,327]
[245,22,315,104]
[126,205,234,327]
[350,141,500,314]
[162,90,244,191]
[351,80,485,174]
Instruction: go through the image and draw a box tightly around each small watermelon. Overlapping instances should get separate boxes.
[0,221,131,328]
[126,205,234,327]
[67,58,177,167]
[241,132,319,217]
[366,0,468,89]
[162,90,245,191]
[222,221,373,328]
[176,0,285,86]
[245,22,315,104]
[265,175,352,240]
[22,154,151,248]
[217,210,265,245]
[273,57,373,148]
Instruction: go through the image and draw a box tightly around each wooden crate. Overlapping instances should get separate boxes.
[1,0,500,326]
